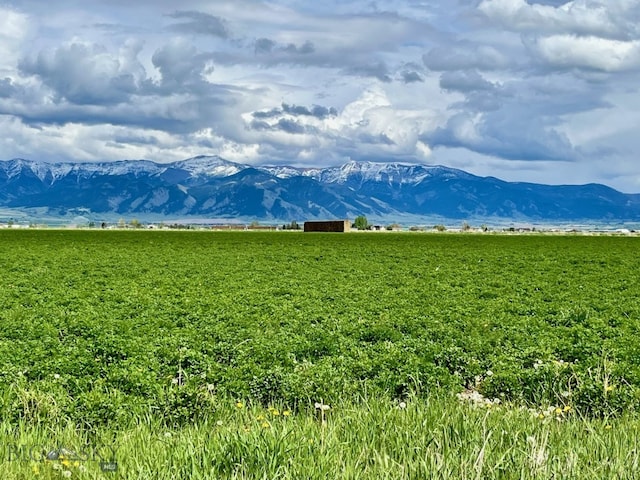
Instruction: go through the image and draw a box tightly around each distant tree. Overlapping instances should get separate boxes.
[283,220,300,230]
[117,218,126,228]
[434,224,446,232]
[462,221,471,231]
[130,219,142,229]
[354,215,369,231]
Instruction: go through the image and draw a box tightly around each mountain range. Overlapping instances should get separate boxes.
[1,156,639,223]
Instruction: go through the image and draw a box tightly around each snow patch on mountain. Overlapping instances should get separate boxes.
[300,161,462,185]
[172,156,245,177]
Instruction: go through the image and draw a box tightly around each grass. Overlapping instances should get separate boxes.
[0,229,639,477]
[1,396,638,479]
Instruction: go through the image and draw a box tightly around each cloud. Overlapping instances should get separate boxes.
[166,11,230,38]
[426,110,577,162]
[342,62,392,83]
[529,35,640,72]
[400,70,424,83]
[252,103,338,120]
[252,38,316,59]
[439,70,496,93]
[151,38,216,89]
[274,118,308,134]
[242,87,438,164]
[423,43,509,71]
[0,79,18,98]
[19,40,146,105]
[476,0,640,76]
[0,7,30,75]
[254,38,276,54]
[282,41,315,55]
[7,36,249,137]
[478,0,639,40]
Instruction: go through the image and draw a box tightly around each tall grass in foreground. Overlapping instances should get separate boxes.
[0,396,638,479]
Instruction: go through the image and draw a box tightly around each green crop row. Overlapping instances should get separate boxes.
[0,230,639,428]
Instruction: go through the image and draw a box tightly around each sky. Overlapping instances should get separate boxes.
[1,0,640,192]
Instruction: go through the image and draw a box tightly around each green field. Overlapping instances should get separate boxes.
[1,230,639,478]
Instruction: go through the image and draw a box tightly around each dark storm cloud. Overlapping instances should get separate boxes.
[275,118,307,134]
[252,103,337,120]
[249,117,319,135]
[282,103,337,118]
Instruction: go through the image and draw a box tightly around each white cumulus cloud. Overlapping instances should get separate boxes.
[531,35,640,72]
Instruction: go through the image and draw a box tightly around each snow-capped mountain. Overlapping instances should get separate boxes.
[1,156,639,222]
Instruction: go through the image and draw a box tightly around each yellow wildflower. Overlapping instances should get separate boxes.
[604,424,612,430]
[605,385,615,392]
[283,410,291,416]
[261,421,270,428]
[235,402,244,409]
[256,415,265,421]
[563,405,571,412]
[554,407,562,415]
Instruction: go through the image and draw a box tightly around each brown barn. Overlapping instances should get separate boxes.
[304,220,351,232]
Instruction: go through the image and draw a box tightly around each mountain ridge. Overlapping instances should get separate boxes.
[1,156,639,223]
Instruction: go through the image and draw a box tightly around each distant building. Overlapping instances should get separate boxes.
[304,220,351,232]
